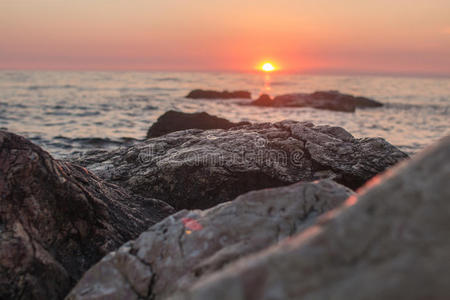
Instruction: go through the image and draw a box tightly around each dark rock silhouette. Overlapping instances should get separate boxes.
[251,93,273,106]
[72,121,407,210]
[186,89,251,99]
[67,180,354,300]
[0,131,174,299]
[168,136,450,300]
[147,110,249,138]
[251,90,383,112]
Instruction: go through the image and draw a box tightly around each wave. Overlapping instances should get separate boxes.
[385,102,449,114]
[44,110,100,117]
[0,102,28,108]
[27,84,78,90]
[154,77,181,82]
[54,135,142,147]
[118,87,179,92]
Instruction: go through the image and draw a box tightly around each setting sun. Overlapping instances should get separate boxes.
[262,62,275,72]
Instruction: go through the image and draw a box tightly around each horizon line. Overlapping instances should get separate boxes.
[0,67,449,79]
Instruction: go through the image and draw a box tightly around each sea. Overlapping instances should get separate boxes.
[0,70,448,158]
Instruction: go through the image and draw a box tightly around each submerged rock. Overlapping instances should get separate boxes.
[186,89,251,99]
[251,90,383,112]
[169,136,450,300]
[0,131,174,300]
[67,179,354,300]
[147,110,249,138]
[72,121,407,210]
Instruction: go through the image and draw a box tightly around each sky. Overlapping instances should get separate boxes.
[1,0,449,75]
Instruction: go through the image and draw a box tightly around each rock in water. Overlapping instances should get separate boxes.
[250,93,274,106]
[251,90,383,112]
[0,131,174,299]
[169,136,450,300]
[146,110,249,138]
[72,121,407,210]
[186,89,251,99]
[66,179,354,300]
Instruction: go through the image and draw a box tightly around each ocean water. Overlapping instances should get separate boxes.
[0,70,449,158]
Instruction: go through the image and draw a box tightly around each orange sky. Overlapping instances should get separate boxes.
[1,0,449,75]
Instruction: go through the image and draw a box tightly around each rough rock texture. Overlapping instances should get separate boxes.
[186,89,251,99]
[169,136,450,300]
[251,91,383,112]
[0,131,174,300]
[66,179,354,300]
[72,121,407,210]
[146,110,249,138]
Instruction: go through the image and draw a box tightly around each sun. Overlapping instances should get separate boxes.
[261,62,275,72]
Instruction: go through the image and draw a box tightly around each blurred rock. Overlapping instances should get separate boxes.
[186,89,251,99]
[251,93,273,106]
[170,136,450,300]
[147,110,249,138]
[251,90,383,112]
[66,179,354,300]
[0,131,174,300]
[72,121,407,210]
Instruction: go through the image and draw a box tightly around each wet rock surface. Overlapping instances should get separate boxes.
[73,121,408,210]
[0,131,174,299]
[186,89,251,99]
[251,90,383,112]
[169,136,450,300]
[67,179,354,300]
[147,110,249,138]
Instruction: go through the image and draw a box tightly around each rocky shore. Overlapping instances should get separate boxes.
[0,131,173,299]
[2,111,448,300]
[165,135,450,300]
[71,119,407,209]
[67,180,354,300]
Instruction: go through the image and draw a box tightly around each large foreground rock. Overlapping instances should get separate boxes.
[147,110,249,138]
[0,131,174,299]
[169,136,450,300]
[186,89,251,99]
[67,179,354,300]
[73,121,407,210]
[251,90,383,112]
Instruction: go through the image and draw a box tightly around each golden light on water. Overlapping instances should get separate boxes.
[261,62,275,72]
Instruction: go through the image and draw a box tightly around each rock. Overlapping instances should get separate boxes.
[169,136,450,300]
[0,131,174,300]
[146,110,250,138]
[186,89,251,99]
[250,90,383,112]
[71,121,407,210]
[251,94,273,106]
[66,179,354,300]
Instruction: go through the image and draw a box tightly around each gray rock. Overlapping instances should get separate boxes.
[146,110,249,138]
[0,131,174,299]
[186,89,251,99]
[251,90,383,112]
[66,179,354,300]
[72,121,407,210]
[170,135,450,300]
